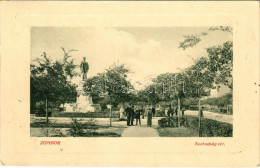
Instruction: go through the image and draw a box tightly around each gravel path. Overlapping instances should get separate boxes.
[121,126,159,137]
[185,110,233,124]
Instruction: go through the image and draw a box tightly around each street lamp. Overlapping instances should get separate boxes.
[176,67,186,127]
[107,104,112,127]
[186,55,203,137]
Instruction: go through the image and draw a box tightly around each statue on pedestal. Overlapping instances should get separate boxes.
[64,57,101,113]
[80,57,89,81]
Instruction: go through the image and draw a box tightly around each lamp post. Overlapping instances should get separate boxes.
[107,104,112,127]
[187,55,202,137]
[176,67,187,127]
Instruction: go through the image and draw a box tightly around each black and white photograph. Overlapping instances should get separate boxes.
[30,27,233,137]
[1,1,260,167]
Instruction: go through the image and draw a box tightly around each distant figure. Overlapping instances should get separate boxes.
[80,57,89,81]
[165,108,169,116]
[182,107,186,116]
[130,106,135,126]
[135,109,141,125]
[175,107,178,116]
[198,107,204,117]
[119,106,125,120]
[168,106,173,117]
[147,108,153,127]
[152,107,156,117]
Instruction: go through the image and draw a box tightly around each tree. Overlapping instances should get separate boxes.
[183,57,214,98]
[178,26,233,89]
[30,49,78,124]
[207,41,233,89]
[85,63,135,108]
[179,26,233,50]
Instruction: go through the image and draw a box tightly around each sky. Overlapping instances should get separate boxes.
[31,27,232,89]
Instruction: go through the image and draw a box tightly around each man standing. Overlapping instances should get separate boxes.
[130,106,135,126]
[198,106,204,117]
[152,106,156,117]
[182,107,186,116]
[125,106,131,126]
[80,57,89,81]
[135,108,141,125]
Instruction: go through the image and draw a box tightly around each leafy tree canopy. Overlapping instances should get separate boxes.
[31,49,78,110]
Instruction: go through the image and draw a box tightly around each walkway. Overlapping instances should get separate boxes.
[185,110,233,124]
[121,126,159,137]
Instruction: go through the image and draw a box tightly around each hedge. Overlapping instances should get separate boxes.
[158,116,187,128]
[158,116,232,137]
[49,111,120,118]
[186,116,232,137]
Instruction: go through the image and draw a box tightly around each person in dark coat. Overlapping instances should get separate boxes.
[152,107,156,117]
[125,106,131,126]
[135,109,141,125]
[182,107,186,116]
[147,108,152,127]
[141,106,145,119]
[198,106,204,117]
[130,106,135,126]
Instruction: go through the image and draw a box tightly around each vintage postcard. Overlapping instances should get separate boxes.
[0,1,259,167]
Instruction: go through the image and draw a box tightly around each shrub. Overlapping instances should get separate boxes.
[201,93,232,108]
[35,106,52,117]
[37,120,65,137]
[51,111,119,118]
[46,128,64,137]
[158,116,186,128]
[67,118,85,137]
[186,116,232,137]
[67,118,99,137]
[155,110,166,117]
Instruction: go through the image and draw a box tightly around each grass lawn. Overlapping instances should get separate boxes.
[30,121,104,129]
[157,127,198,137]
[30,124,126,137]
[95,127,126,137]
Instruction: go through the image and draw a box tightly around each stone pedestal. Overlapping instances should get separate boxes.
[76,81,95,112]
[64,80,101,113]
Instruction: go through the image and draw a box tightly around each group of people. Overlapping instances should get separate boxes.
[165,106,185,117]
[120,105,154,127]
[119,104,204,127]
[165,106,204,117]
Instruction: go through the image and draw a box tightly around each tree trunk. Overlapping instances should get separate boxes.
[198,99,202,137]
[44,95,48,125]
[109,107,112,127]
[178,98,181,127]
